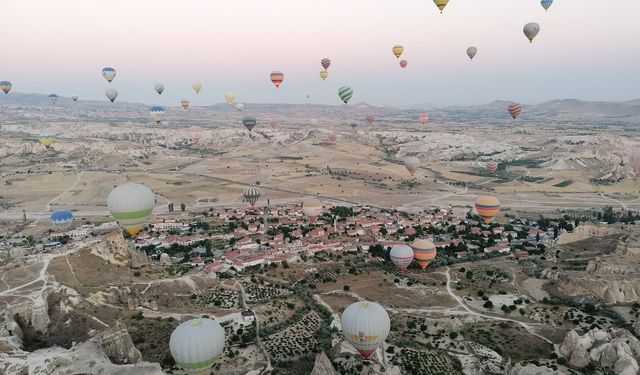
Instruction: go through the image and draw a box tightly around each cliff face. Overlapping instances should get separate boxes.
[556,223,626,245]
[90,230,150,269]
[101,321,143,364]
[310,352,337,375]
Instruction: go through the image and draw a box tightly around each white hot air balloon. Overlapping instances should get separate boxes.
[466,46,478,60]
[523,22,540,43]
[235,103,245,112]
[105,88,118,103]
[302,198,323,221]
[390,244,414,271]
[341,301,390,359]
[404,156,420,176]
[170,318,225,374]
[107,183,155,236]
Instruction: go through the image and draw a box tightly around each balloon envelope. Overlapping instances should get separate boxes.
[321,58,331,70]
[39,136,55,149]
[475,196,501,224]
[48,93,58,105]
[319,70,329,81]
[508,103,523,119]
[244,186,261,206]
[486,162,498,174]
[224,91,236,104]
[192,82,202,93]
[466,47,478,60]
[399,60,408,68]
[105,88,118,103]
[302,198,323,220]
[0,81,12,94]
[170,318,225,374]
[523,22,540,43]
[107,183,155,236]
[150,106,165,124]
[242,115,257,131]
[235,103,245,112]
[392,45,404,58]
[180,100,190,109]
[154,83,165,95]
[419,113,429,124]
[51,210,74,227]
[341,301,390,359]
[366,115,375,125]
[433,0,449,12]
[270,71,284,88]
[411,239,437,269]
[404,156,420,176]
[390,244,414,271]
[102,67,116,83]
[71,95,79,102]
[338,86,353,104]
[541,0,553,11]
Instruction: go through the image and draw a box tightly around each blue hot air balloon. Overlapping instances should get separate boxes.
[51,210,74,228]
[541,0,553,11]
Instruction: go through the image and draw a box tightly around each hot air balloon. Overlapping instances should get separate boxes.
[243,115,257,131]
[302,198,323,221]
[269,120,277,129]
[224,91,236,104]
[404,156,420,176]
[48,93,58,105]
[341,301,390,359]
[411,239,437,269]
[508,103,523,119]
[392,45,404,59]
[150,106,165,124]
[107,183,155,236]
[105,88,118,103]
[433,0,449,13]
[419,113,429,125]
[523,22,540,43]
[475,196,501,224]
[338,86,353,104]
[170,318,225,374]
[319,70,329,81]
[366,115,375,125]
[236,103,245,112]
[102,67,116,83]
[180,100,190,109]
[187,126,203,143]
[71,95,79,102]
[321,58,331,70]
[390,244,414,271]
[51,210,73,228]
[39,136,55,149]
[350,123,358,130]
[244,186,261,207]
[192,82,202,94]
[328,133,337,142]
[466,47,478,60]
[154,83,165,95]
[541,0,553,11]
[0,81,12,94]
[486,162,498,174]
[270,71,284,88]
[399,60,408,69]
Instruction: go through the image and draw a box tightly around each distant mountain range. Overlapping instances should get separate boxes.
[2,93,639,124]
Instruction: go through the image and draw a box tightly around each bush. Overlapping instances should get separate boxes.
[343,285,350,291]
[483,301,494,309]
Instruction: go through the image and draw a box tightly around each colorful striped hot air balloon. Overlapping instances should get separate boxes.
[170,318,225,374]
[338,86,353,104]
[486,162,498,174]
[392,45,404,59]
[242,115,257,131]
[433,0,449,13]
[39,136,55,149]
[523,22,540,43]
[270,71,284,88]
[419,113,429,125]
[303,198,323,221]
[321,58,331,70]
[475,196,501,224]
[107,183,155,236]
[319,70,329,81]
[390,244,414,271]
[102,67,116,83]
[366,115,375,125]
[399,60,408,69]
[51,210,74,228]
[244,186,261,207]
[180,100,190,109]
[0,81,12,94]
[508,103,523,119]
[541,0,553,11]
[411,239,437,269]
[341,301,390,360]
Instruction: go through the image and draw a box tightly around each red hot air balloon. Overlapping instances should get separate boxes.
[508,103,523,119]
[399,60,408,69]
[321,58,331,70]
[270,71,284,88]
[486,162,498,174]
[366,115,375,125]
[419,113,429,125]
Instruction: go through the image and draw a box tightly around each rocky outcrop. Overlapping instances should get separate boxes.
[615,236,640,256]
[509,363,561,374]
[556,223,624,245]
[102,286,158,311]
[11,295,50,332]
[310,352,337,375]
[585,259,640,275]
[539,268,561,281]
[560,328,640,373]
[101,321,142,364]
[90,230,150,269]
[557,277,640,304]
[159,252,172,266]
[0,337,164,375]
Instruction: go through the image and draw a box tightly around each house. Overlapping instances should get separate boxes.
[241,310,256,323]
[514,250,530,260]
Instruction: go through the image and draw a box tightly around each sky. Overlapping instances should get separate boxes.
[1,0,639,106]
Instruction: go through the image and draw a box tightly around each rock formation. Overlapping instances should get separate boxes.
[560,327,640,374]
[101,321,143,364]
[90,230,150,269]
[159,252,172,266]
[310,352,337,375]
[556,223,625,245]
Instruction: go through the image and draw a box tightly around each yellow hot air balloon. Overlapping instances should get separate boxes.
[224,91,236,104]
[411,239,437,269]
[433,0,449,13]
[475,196,501,224]
[319,70,329,81]
[192,82,202,94]
[392,45,404,59]
[39,137,55,149]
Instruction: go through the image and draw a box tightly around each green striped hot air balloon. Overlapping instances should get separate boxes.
[338,86,353,104]
[107,183,155,236]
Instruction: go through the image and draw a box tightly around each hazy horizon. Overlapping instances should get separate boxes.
[2,0,639,106]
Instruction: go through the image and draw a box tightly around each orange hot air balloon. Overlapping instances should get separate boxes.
[419,113,429,125]
[475,196,501,224]
[270,71,284,88]
[411,239,437,269]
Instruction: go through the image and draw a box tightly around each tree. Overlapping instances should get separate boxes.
[483,301,493,309]
[180,203,186,212]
